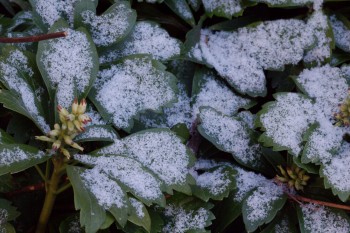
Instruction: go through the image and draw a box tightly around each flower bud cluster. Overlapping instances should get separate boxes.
[276,165,310,191]
[35,98,91,159]
[334,93,350,127]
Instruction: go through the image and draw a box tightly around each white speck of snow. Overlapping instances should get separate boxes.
[163,205,209,233]
[130,198,145,218]
[100,22,181,63]
[202,0,242,16]
[233,167,269,202]
[195,166,231,195]
[34,0,78,26]
[81,168,126,209]
[330,15,350,53]
[193,72,251,118]
[260,93,316,156]
[246,182,284,222]
[81,3,133,46]
[40,28,93,108]
[94,57,176,129]
[199,108,263,166]
[322,143,350,193]
[0,50,50,133]
[0,147,44,166]
[301,204,350,233]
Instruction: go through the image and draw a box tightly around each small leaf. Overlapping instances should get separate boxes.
[0,144,48,176]
[0,199,20,222]
[128,198,151,232]
[164,0,195,26]
[59,214,84,233]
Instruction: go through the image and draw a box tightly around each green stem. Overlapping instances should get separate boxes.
[34,165,47,182]
[55,182,72,195]
[35,156,65,233]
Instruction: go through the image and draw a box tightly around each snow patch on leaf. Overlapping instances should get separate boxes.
[202,0,243,17]
[0,146,44,166]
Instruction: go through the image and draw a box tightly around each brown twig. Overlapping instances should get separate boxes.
[292,195,350,211]
[4,182,45,197]
[0,31,68,43]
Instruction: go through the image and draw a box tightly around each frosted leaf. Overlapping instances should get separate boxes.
[30,0,79,27]
[0,49,49,133]
[75,154,164,205]
[330,15,350,53]
[237,111,255,129]
[129,198,145,218]
[299,204,350,233]
[0,209,7,225]
[198,108,264,168]
[97,129,194,193]
[7,11,33,32]
[250,0,321,8]
[38,26,97,108]
[74,125,118,142]
[189,18,313,96]
[202,0,243,18]
[259,93,316,156]
[81,2,136,47]
[163,205,211,233]
[164,0,195,26]
[91,56,177,129]
[85,107,106,125]
[274,217,291,233]
[100,22,181,63]
[193,70,252,118]
[321,143,350,201]
[303,11,332,66]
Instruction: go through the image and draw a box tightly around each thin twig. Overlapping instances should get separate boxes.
[0,31,67,43]
[5,183,45,197]
[291,194,350,211]
[34,165,48,182]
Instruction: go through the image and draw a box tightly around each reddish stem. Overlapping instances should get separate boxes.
[0,31,67,43]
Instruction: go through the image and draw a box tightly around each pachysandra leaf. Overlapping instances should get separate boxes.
[0,129,15,145]
[191,160,236,201]
[37,20,98,109]
[242,182,287,232]
[0,47,50,133]
[297,204,350,233]
[96,129,195,194]
[330,14,350,53]
[74,125,118,143]
[0,144,48,176]
[99,22,181,64]
[0,199,20,222]
[164,0,195,26]
[59,214,84,233]
[128,198,151,232]
[198,107,265,170]
[80,2,136,47]
[90,56,177,130]
[202,0,244,19]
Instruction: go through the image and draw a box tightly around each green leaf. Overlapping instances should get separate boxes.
[77,1,136,47]
[164,0,195,26]
[260,211,298,233]
[74,125,118,143]
[201,0,244,19]
[89,55,178,131]
[0,144,48,176]
[128,198,151,232]
[37,19,99,109]
[297,204,350,233]
[59,214,84,233]
[242,183,287,232]
[249,0,313,7]
[0,198,20,221]
[0,174,15,193]
[187,0,201,11]
[0,129,15,145]
[198,107,266,171]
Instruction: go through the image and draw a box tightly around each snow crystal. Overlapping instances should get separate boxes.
[245,182,283,222]
[233,167,268,202]
[40,28,93,108]
[0,147,44,165]
[199,108,263,165]
[81,3,134,46]
[81,168,126,209]
[303,11,331,65]
[193,72,251,118]
[0,50,49,133]
[163,205,209,233]
[195,166,231,195]
[34,0,78,26]
[260,93,315,155]
[130,198,145,218]
[202,0,242,16]
[100,22,180,63]
[330,15,350,53]
[94,57,176,129]
[322,143,350,193]
[301,204,350,233]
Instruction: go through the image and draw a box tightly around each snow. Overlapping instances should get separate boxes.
[40,28,94,109]
[202,0,242,16]
[301,204,350,233]
[130,198,145,218]
[100,22,181,63]
[0,147,44,166]
[195,166,231,195]
[0,209,8,225]
[163,205,209,233]
[330,15,350,53]
[74,126,117,141]
[94,57,176,129]
[81,2,134,46]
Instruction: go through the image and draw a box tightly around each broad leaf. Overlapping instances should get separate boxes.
[201,0,244,19]
[89,55,178,130]
[78,2,136,47]
[0,129,15,145]
[164,0,195,26]
[74,125,118,143]
[99,21,181,64]
[297,204,350,233]
[37,19,99,109]
[0,199,19,232]
[0,144,48,176]
[330,14,350,53]
[128,198,151,232]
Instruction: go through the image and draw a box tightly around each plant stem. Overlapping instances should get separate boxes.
[35,156,65,233]
[34,165,47,182]
[0,31,67,43]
